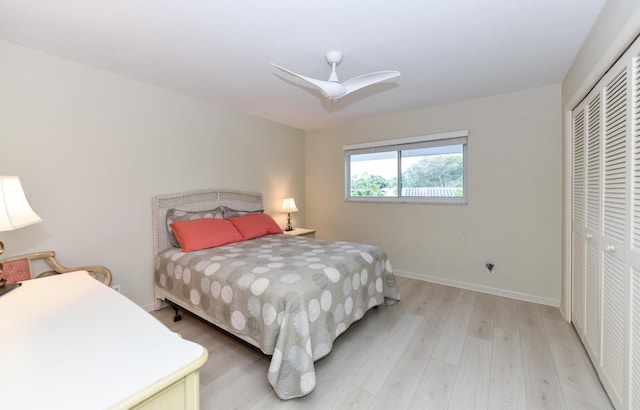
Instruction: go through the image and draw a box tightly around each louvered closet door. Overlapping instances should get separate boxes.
[601,64,629,409]
[570,35,640,410]
[584,92,602,362]
[572,107,586,335]
[630,48,640,410]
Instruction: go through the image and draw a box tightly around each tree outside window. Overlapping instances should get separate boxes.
[345,131,467,205]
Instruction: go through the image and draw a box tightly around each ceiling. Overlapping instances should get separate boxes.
[0,1,606,131]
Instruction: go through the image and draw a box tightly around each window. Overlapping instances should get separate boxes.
[344,130,468,204]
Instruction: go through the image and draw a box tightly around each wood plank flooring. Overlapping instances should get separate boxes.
[150,276,613,409]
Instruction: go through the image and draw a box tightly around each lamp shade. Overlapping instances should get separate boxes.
[0,176,42,232]
[280,198,298,213]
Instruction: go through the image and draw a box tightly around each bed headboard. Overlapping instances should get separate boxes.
[151,188,263,256]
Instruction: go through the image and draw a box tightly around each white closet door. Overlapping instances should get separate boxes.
[585,92,602,361]
[630,48,640,410]
[601,65,628,409]
[572,107,586,335]
[571,34,640,410]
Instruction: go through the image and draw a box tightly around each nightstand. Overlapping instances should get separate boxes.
[283,228,316,238]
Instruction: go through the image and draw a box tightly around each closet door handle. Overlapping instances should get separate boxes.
[606,244,616,252]
[586,233,593,240]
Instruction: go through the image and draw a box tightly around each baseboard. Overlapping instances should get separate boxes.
[395,270,560,307]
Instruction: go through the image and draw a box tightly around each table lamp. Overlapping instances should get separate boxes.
[280,198,298,231]
[0,176,42,295]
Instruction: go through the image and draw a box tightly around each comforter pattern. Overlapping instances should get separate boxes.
[155,234,399,399]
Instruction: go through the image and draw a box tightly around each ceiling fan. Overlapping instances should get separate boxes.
[271,50,400,102]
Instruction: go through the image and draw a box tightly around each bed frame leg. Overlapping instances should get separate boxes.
[164,299,183,322]
[173,305,182,322]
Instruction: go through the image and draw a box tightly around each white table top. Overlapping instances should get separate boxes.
[0,271,207,409]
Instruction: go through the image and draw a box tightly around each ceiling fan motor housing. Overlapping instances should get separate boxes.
[325,50,343,65]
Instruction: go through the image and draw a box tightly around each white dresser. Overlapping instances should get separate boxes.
[0,271,207,409]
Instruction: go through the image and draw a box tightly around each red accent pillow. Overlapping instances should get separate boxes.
[170,218,243,251]
[228,213,283,240]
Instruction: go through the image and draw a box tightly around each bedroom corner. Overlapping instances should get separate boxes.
[0,40,306,310]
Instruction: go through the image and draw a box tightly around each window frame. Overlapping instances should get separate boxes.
[344,130,468,205]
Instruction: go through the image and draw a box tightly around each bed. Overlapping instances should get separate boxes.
[152,188,400,399]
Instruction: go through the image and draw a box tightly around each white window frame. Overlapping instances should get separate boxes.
[344,130,468,205]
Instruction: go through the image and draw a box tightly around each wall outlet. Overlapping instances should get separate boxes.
[111,284,121,293]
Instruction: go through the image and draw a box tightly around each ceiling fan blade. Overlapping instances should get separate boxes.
[271,63,346,100]
[271,63,325,89]
[341,70,400,97]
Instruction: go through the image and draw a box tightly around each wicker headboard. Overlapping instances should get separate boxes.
[151,188,263,257]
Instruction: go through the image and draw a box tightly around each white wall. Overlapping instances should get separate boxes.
[306,85,562,305]
[561,0,640,317]
[0,41,306,309]
[562,0,640,109]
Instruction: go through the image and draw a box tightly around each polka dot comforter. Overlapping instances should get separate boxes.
[154,233,400,399]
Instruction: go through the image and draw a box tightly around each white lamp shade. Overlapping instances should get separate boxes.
[281,198,298,213]
[0,176,42,232]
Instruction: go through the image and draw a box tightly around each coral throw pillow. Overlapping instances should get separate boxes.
[170,218,243,251]
[228,213,283,240]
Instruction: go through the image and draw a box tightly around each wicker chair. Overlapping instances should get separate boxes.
[0,250,112,286]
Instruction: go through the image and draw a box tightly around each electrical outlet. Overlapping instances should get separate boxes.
[111,284,121,293]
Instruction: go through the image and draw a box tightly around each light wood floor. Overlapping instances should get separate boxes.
[150,276,613,409]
